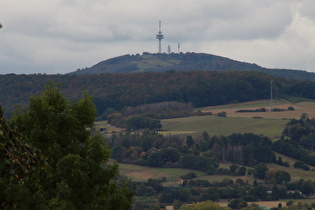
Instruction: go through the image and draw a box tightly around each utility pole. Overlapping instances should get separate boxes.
[270,80,273,112]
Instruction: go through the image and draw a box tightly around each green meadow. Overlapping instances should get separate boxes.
[161,115,288,138]
[160,98,315,138]
[118,160,315,185]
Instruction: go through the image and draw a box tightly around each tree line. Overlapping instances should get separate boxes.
[0,71,294,117]
[273,113,315,166]
[131,172,315,209]
[108,131,276,171]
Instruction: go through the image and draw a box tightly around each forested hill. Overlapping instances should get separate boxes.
[70,52,315,81]
[2,71,315,118]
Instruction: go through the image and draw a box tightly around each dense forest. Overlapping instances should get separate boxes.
[2,70,315,118]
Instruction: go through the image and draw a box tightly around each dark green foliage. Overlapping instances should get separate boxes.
[179,172,197,180]
[276,156,284,166]
[125,115,161,131]
[276,170,291,184]
[187,179,211,187]
[293,161,310,171]
[2,84,134,209]
[123,101,194,119]
[4,68,315,118]
[253,163,268,179]
[133,196,160,210]
[249,185,269,200]
[238,166,247,176]
[179,154,219,173]
[217,111,227,117]
[212,133,275,166]
[229,164,239,175]
[185,136,194,148]
[236,108,266,113]
[273,140,310,163]
[143,147,180,167]
[0,71,274,117]
[243,195,257,202]
[275,114,315,166]
[288,106,295,111]
[111,145,126,162]
[0,106,45,208]
[271,108,286,112]
[228,199,248,209]
[300,181,314,196]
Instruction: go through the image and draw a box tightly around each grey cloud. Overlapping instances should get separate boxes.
[1,0,315,74]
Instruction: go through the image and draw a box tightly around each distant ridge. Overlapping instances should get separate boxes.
[69,52,315,81]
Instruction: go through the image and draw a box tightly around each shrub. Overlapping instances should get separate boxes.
[217,111,227,117]
[288,106,295,111]
[179,172,197,180]
[293,161,310,171]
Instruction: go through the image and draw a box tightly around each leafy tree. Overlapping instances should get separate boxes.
[229,163,239,175]
[275,170,291,184]
[287,106,295,111]
[145,149,165,167]
[294,161,310,171]
[228,199,248,209]
[186,135,195,148]
[271,185,280,200]
[179,172,197,180]
[237,166,247,176]
[276,156,284,165]
[160,147,180,162]
[217,111,227,117]
[5,84,134,209]
[0,106,46,208]
[249,185,268,200]
[111,145,126,162]
[242,203,264,210]
[300,180,314,196]
[253,163,268,179]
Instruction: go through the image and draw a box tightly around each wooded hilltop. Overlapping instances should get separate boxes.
[1,70,315,117]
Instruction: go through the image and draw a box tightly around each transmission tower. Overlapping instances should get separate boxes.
[156,21,164,53]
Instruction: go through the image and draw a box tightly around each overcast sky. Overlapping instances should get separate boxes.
[1,0,315,74]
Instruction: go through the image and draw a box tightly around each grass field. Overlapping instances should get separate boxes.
[161,99,315,138]
[118,159,315,187]
[161,115,287,138]
[201,99,315,119]
[135,55,181,71]
[118,163,207,185]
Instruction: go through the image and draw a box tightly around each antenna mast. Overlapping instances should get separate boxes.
[167,45,171,54]
[270,80,273,112]
[156,21,164,53]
